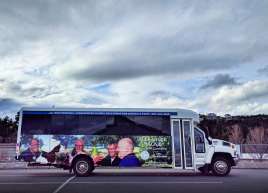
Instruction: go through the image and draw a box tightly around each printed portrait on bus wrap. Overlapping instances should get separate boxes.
[86,135,172,167]
[117,137,141,167]
[19,135,60,163]
[92,137,140,167]
[19,136,46,162]
[93,139,121,166]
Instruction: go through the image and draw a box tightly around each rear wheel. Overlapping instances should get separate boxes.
[73,157,93,177]
[211,156,231,176]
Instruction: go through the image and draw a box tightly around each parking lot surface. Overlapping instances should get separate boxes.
[0,169,267,193]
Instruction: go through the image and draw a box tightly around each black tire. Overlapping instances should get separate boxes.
[73,157,94,177]
[211,156,231,176]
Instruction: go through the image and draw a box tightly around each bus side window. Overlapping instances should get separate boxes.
[194,128,205,153]
[22,114,52,135]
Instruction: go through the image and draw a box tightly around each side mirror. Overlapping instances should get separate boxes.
[208,137,212,145]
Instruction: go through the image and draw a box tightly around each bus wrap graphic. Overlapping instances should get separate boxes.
[19,135,173,167]
[16,108,237,176]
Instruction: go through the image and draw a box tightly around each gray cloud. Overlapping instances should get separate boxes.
[68,51,242,81]
[258,65,268,76]
[239,85,268,102]
[211,80,268,105]
[81,97,107,105]
[0,98,21,110]
[149,90,184,100]
[5,81,58,99]
[1,1,268,81]
[201,74,239,89]
[0,0,132,57]
[58,0,268,82]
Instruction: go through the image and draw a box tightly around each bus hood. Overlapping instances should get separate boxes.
[211,139,236,149]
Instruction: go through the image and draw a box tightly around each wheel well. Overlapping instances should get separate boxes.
[71,154,94,169]
[212,152,235,166]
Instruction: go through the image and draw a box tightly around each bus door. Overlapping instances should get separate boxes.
[182,120,194,169]
[171,119,194,169]
[171,119,182,169]
[193,127,207,167]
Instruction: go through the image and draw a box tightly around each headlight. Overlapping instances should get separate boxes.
[222,141,236,149]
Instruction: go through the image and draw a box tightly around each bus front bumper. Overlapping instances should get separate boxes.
[233,155,240,166]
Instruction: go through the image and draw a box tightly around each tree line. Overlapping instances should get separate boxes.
[0,113,19,143]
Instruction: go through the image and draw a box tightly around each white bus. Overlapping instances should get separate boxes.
[16,107,238,176]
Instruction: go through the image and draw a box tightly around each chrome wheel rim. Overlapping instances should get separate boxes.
[76,161,89,174]
[214,160,228,175]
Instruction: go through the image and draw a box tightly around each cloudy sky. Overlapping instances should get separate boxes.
[0,0,268,117]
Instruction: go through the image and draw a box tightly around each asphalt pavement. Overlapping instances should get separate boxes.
[0,168,267,193]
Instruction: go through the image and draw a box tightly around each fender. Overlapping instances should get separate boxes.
[205,147,236,166]
[205,146,215,164]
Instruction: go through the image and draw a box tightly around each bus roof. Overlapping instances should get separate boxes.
[20,107,199,122]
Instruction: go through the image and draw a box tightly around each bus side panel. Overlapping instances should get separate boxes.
[18,135,173,168]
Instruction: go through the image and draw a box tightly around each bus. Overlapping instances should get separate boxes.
[16,107,238,176]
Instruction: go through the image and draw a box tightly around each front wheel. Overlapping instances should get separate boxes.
[211,156,231,176]
[73,157,93,177]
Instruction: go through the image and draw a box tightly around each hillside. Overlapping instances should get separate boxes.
[198,115,268,144]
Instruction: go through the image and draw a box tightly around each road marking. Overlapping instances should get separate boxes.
[0,175,70,177]
[0,182,63,185]
[70,181,223,184]
[52,176,75,193]
[0,181,223,185]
